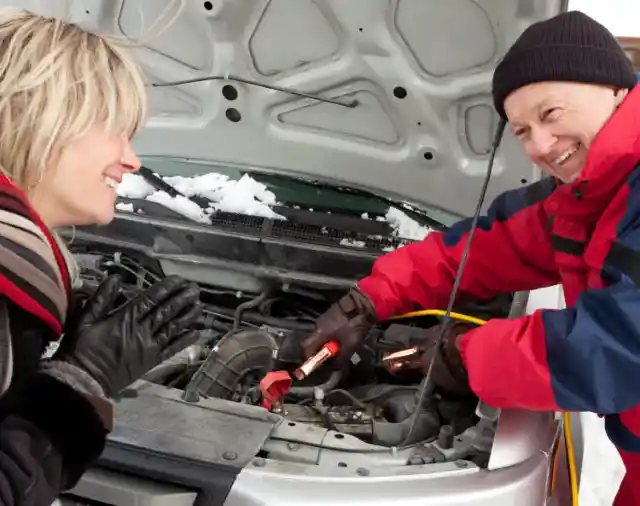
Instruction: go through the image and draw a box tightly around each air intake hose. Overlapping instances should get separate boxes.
[185,329,278,400]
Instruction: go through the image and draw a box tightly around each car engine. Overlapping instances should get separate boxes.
[70,245,513,468]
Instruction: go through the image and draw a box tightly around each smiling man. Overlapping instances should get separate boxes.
[303,11,640,505]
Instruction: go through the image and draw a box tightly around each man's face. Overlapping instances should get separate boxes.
[504,81,628,183]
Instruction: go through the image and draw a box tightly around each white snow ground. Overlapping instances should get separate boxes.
[114,171,629,505]
[579,413,625,505]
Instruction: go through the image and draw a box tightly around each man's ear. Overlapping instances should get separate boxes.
[0,298,13,399]
[614,87,630,107]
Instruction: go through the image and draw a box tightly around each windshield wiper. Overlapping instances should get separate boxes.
[137,166,212,210]
[251,172,446,230]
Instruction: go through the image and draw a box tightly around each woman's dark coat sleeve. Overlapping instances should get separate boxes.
[0,296,109,506]
[0,373,108,506]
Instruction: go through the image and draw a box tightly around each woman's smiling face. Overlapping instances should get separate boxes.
[504,81,629,183]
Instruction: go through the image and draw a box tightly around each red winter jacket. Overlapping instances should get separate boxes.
[358,84,640,505]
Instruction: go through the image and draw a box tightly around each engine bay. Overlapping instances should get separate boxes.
[70,244,514,469]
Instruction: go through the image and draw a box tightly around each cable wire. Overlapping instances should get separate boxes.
[399,118,507,447]
[389,309,487,327]
[564,412,580,505]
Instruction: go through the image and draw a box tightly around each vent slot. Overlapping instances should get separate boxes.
[269,220,406,251]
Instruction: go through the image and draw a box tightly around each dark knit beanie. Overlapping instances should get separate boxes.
[492,10,636,119]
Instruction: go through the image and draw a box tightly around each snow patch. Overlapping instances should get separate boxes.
[116,172,285,222]
[116,174,154,199]
[115,202,134,212]
[204,174,283,219]
[385,207,432,241]
[146,192,211,223]
[340,238,366,248]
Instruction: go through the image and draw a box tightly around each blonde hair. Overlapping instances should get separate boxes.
[0,8,149,191]
[0,6,189,288]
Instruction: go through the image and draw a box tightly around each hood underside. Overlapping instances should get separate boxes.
[14,0,566,217]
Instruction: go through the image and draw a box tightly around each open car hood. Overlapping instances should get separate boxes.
[13,0,566,217]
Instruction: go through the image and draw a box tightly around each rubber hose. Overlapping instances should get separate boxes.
[372,411,441,446]
[233,290,271,330]
[143,344,204,383]
[186,329,278,399]
[287,370,343,397]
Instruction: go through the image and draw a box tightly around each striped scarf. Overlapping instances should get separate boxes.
[0,174,70,337]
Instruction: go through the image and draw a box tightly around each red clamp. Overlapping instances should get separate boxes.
[294,340,340,380]
[259,341,340,411]
[259,370,292,410]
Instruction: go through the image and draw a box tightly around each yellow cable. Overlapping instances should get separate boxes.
[388,308,489,327]
[563,412,580,506]
[387,308,579,505]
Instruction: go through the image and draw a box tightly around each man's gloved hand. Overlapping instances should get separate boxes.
[301,286,377,369]
[52,274,204,398]
[417,322,475,395]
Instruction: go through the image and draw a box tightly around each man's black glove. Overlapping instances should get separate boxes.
[418,322,475,395]
[301,286,377,369]
[52,274,204,398]
[380,322,475,396]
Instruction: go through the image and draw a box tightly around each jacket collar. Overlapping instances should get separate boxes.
[560,83,640,203]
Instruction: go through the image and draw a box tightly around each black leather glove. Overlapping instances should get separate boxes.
[301,286,377,369]
[52,274,204,398]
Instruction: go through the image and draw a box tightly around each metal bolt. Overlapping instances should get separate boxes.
[223,451,237,461]
[253,458,266,467]
[455,460,468,468]
[356,467,370,476]
[437,425,454,449]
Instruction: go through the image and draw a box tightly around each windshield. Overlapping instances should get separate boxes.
[115,157,461,241]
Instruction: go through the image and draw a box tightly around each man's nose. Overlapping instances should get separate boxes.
[528,126,557,157]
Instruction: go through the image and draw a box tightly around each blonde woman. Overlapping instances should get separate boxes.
[0,8,205,505]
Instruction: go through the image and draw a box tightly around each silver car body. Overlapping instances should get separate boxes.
[2,0,584,505]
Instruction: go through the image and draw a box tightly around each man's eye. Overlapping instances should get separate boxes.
[542,108,560,120]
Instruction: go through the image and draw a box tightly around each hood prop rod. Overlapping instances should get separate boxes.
[400,118,507,447]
